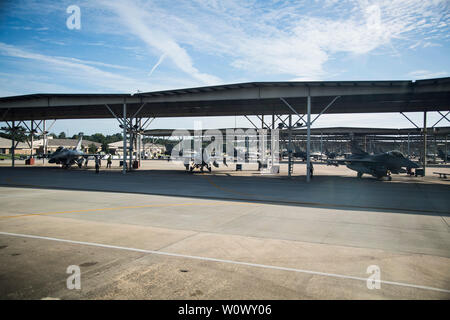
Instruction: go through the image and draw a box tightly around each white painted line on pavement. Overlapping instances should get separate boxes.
[0,231,449,294]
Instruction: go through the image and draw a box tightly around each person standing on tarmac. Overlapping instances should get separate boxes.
[95,156,99,174]
[107,154,112,169]
[309,162,314,179]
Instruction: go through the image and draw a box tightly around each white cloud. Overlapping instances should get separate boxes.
[0,72,74,96]
[101,0,222,85]
[2,0,448,97]
[96,0,449,81]
[0,42,216,96]
[0,42,145,92]
[408,70,448,79]
[149,53,166,77]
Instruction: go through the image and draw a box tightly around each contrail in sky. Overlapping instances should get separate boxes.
[149,53,166,77]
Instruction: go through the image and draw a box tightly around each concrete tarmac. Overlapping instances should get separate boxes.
[0,161,449,299]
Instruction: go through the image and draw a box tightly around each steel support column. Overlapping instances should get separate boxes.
[11,120,15,168]
[30,120,34,160]
[423,112,427,175]
[129,118,133,171]
[261,114,265,166]
[445,135,448,164]
[320,132,323,156]
[434,134,437,162]
[43,120,46,164]
[272,112,275,168]
[288,114,292,177]
[138,118,142,165]
[306,94,312,182]
[407,133,410,157]
[123,102,127,174]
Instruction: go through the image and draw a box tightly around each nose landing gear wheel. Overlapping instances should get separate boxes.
[357,172,363,178]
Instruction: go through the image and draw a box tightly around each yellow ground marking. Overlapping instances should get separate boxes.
[0,201,255,220]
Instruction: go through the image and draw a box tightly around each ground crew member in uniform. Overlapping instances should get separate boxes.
[95,156,99,174]
[107,154,112,168]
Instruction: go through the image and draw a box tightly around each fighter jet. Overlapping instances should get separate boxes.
[438,148,450,161]
[176,148,227,172]
[310,151,323,160]
[338,147,420,180]
[292,145,307,161]
[325,148,337,160]
[48,133,96,168]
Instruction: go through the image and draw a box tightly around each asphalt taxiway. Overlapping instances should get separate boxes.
[0,160,449,299]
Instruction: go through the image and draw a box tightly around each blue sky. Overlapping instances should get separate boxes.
[0,0,449,136]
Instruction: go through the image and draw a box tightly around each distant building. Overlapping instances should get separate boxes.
[143,143,166,157]
[107,141,125,156]
[0,136,102,156]
[36,137,102,154]
[108,141,166,157]
[0,137,34,155]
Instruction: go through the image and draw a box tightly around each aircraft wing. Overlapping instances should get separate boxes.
[342,158,377,162]
[336,158,378,165]
[81,153,103,158]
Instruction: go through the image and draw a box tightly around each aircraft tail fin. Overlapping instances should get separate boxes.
[75,133,83,151]
[350,141,368,156]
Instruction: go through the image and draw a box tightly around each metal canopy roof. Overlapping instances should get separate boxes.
[144,128,255,137]
[287,126,450,136]
[1,77,449,121]
[144,126,450,137]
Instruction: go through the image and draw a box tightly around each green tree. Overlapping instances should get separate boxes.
[101,142,109,153]
[58,132,66,139]
[89,133,106,144]
[0,125,27,142]
[88,143,98,154]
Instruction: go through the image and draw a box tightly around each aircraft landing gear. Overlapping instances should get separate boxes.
[387,171,392,181]
[357,172,363,178]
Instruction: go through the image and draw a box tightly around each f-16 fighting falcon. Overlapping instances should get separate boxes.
[48,133,97,169]
[438,148,450,162]
[337,145,420,181]
[181,148,228,172]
